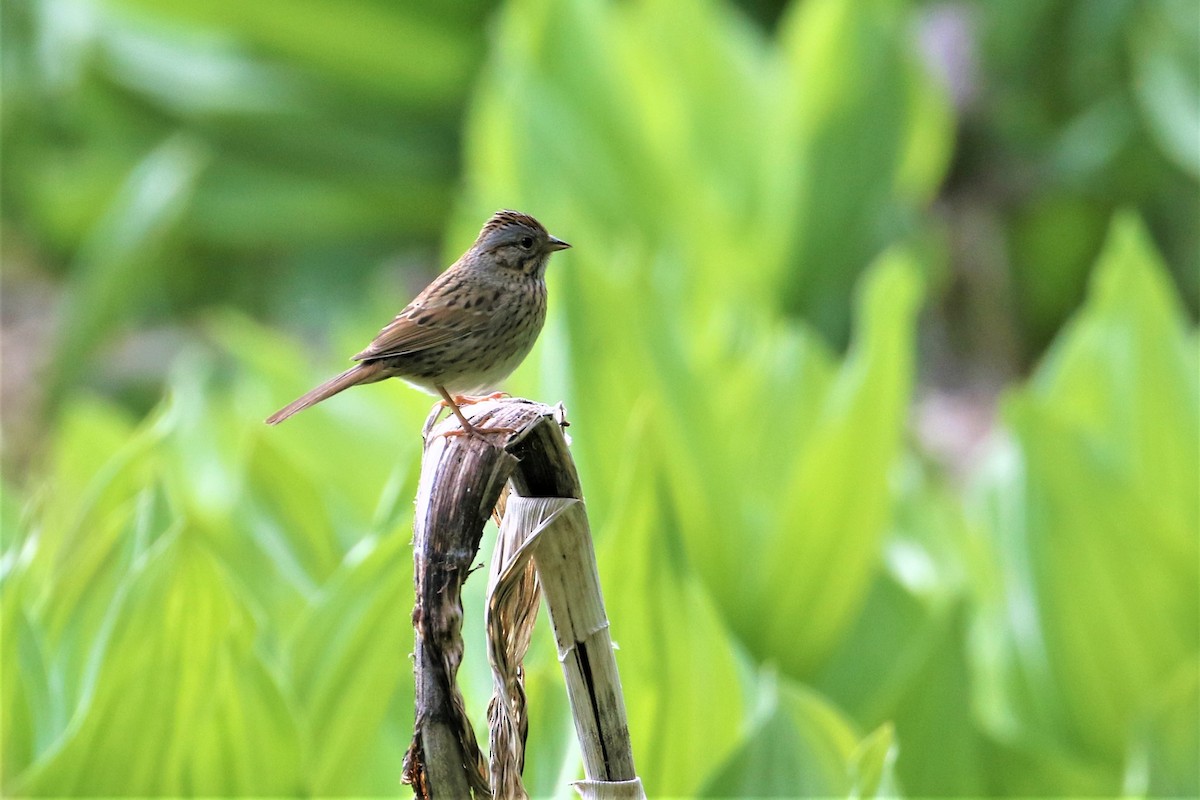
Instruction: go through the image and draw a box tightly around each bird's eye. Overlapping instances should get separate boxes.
[518,236,534,250]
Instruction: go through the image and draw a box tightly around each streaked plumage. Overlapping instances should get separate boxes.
[265,211,569,433]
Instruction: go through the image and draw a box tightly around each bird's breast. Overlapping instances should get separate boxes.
[405,277,547,396]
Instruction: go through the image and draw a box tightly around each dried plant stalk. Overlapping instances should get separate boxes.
[405,397,642,799]
[402,425,515,799]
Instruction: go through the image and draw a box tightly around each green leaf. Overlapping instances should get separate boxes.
[105,0,486,106]
[815,578,987,797]
[1131,0,1200,178]
[1033,213,1198,533]
[1124,658,1200,798]
[464,0,948,343]
[0,602,57,783]
[700,678,883,799]
[285,529,415,795]
[766,252,921,669]
[28,398,142,571]
[678,251,921,677]
[596,442,745,798]
[778,0,951,343]
[26,398,174,707]
[15,531,303,795]
[849,722,899,799]
[50,134,209,400]
[971,213,1199,771]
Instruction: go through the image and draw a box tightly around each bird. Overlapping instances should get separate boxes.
[265,210,570,436]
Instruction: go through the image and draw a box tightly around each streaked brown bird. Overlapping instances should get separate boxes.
[265,210,570,435]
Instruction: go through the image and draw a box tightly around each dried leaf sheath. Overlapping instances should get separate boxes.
[486,507,543,799]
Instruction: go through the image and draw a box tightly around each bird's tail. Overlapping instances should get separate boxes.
[265,361,384,425]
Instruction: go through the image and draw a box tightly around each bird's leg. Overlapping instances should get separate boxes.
[435,385,516,439]
[435,385,480,436]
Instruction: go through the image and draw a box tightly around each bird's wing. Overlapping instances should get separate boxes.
[351,310,482,361]
[352,273,494,362]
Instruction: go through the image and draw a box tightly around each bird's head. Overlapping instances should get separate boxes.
[472,210,570,278]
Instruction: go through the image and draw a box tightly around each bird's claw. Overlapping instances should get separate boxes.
[441,424,518,441]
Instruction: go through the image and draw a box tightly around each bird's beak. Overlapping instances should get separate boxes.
[546,236,571,252]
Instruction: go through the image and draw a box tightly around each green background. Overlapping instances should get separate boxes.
[2,0,1197,797]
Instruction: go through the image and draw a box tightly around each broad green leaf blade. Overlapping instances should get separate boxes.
[699,679,871,799]
[779,0,952,344]
[14,531,303,795]
[27,398,175,711]
[971,213,1199,773]
[1124,659,1200,798]
[687,251,920,677]
[767,253,921,670]
[813,457,992,796]
[1131,0,1200,178]
[1033,213,1198,541]
[286,529,415,795]
[597,445,744,798]
[850,723,899,799]
[25,398,142,582]
[815,578,987,797]
[0,602,56,784]
[106,0,486,105]
[50,134,208,401]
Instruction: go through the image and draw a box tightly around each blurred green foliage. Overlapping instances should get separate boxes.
[969,215,1195,796]
[969,214,1199,794]
[2,0,1197,797]
[2,0,493,402]
[954,0,1199,359]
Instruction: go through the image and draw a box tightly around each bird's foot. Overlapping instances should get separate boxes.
[437,391,510,408]
[429,385,515,442]
[441,423,518,441]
